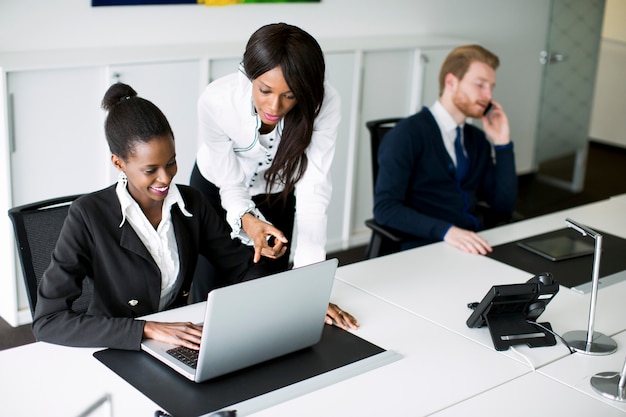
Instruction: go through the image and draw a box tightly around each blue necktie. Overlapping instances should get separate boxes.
[454,126,468,179]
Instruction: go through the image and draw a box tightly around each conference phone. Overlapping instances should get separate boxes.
[466,272,559,351]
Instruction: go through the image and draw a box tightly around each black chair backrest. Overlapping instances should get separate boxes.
[8,194,90,318]
[365,118,402,192]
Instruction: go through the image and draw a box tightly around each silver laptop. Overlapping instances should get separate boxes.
[141,258,338,383]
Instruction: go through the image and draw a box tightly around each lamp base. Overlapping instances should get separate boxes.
[563,330,617,355]
[591,372,626,401]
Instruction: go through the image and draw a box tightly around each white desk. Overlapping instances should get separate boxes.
[0,281,531,417]
[336,197,626,369]
[538,330,626,413]
[610,193,626,205]
[0,342,158,416]
[430,371,626,416]
[2,197,626,416]
[244,280,530,416]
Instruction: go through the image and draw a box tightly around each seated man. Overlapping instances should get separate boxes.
[374,44,517,255]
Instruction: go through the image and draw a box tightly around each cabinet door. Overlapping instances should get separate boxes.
[420,47,453,110]
[6,67,106,321]
[350,47,453,240]
[8,67,107,206]
[352,49,420,236]
[324,51,357,251]
[208,57,240,83]
[108,60,202,186]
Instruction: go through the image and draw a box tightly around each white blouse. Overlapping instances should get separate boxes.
[195,69,341,268]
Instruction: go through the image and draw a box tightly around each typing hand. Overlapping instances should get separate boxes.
[444,226,492,255]
[143,321,203,350]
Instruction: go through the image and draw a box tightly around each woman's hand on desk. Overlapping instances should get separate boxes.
[444,226,493,255]
[143,321,203,350]
[326,303,359,330]
[241,213,288,263]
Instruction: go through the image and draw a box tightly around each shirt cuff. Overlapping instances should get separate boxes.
[230,206,267,245]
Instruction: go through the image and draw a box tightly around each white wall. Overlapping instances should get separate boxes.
[0,0,551,173]
[0,0,560,326]
[0,1,546,53]
[602,0,626,40]
[589,0,626,148]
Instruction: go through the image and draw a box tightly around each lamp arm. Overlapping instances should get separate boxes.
[565,218,600,239]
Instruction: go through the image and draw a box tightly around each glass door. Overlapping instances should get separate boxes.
[534,0,606,191]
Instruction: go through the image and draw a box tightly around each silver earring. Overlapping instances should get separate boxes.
[118,171,127,187]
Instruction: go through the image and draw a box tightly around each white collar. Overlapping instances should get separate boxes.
[431,100,464,135]
[115,176,192,228]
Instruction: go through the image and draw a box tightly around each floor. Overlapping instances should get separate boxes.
[2,140,625,351]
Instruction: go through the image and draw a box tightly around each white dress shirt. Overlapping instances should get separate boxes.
[429,100,465,167]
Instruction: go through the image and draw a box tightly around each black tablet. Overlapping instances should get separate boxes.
[516,235,595,262]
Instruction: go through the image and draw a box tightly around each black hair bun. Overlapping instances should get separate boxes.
[101,82,138,111]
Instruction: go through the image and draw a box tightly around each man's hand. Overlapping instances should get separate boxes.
[241,213,288,263]
[444,225,492,255]
[481,100,510,146]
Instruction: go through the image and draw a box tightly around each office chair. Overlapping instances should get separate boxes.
[8,194,91,318]
[364,118,415,259]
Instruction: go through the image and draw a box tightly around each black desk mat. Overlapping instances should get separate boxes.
[94,325,385,417]
[487,227,626,288]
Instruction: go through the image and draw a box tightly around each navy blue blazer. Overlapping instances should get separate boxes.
[374,107,517,248]
[33,184,259,350]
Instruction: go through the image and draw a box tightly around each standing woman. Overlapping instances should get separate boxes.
[191,22,356,328]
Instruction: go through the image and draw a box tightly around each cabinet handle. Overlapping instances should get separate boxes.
[8,93,15,153]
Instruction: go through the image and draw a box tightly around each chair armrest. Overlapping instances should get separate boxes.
[364,219,414,243]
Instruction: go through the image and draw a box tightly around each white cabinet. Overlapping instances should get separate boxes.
[351,49,420,241]
[107,60,203,186]
[350,47,454,243]
[7,67,108,207]
[3,67,108,324]
[3,62,206,324]
[0,37,465,325]
[324,51,358,250]
[208,57,240,83]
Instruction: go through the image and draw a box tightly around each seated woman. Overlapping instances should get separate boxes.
[32,82,357,351]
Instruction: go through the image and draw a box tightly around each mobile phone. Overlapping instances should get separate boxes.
[483,101,493,116]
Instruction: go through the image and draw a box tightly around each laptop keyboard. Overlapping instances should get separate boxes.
[166,346,199,369]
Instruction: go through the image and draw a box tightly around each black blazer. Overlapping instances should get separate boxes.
[33,184,257,350]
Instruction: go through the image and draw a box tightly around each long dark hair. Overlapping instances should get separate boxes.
[243,22,326,202]
[101,82,174,160]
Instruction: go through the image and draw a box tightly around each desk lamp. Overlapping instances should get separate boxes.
[591,355,626,401]
[562,218,617,355]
